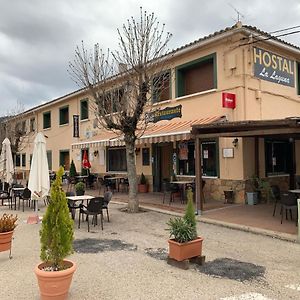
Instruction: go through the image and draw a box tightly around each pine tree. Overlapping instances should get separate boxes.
[39,166,74,270]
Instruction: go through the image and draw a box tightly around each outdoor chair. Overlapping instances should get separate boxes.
[0,182,11,206]
[104,175,116,193]
[66,191,80,220]
[102,191,112,222]
[98,177,106,195]
[271,185,281,216]
[162,181,181,204]
[279,192,298,225]
[19,188,31,212]
[87,174,96,189]
[78,197,104,231]
[67,176,77,192]
[118,178,129,193]
[11,183,24,210]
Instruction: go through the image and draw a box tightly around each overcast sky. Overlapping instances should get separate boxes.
[1,0,300,116]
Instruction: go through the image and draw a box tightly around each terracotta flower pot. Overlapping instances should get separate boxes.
[0,230,14,252]
[35,259,76,300]
[138,184,148,193]
[168,237,204,262]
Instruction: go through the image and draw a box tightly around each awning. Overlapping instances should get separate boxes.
[72,116,225,149]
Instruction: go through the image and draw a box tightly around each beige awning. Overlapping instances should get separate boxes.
[71,116,225,149]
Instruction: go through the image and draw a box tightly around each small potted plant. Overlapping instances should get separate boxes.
[167,188,204,262]
[138,173,148,193]
[34,167,76,300]
[75,181,85,196]
[246,175,259,205]
[0,213,18,259]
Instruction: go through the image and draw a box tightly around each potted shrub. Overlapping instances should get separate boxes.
[75,181,85,196]
[257,178,271,203]
[69,160,78,178]
[34,167,76,300]
[246,175,259,205]
[167,188,204,262]
[138,173,148,193]
[0,213,17,259]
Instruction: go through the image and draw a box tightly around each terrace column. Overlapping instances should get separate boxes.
[195,137,203,215]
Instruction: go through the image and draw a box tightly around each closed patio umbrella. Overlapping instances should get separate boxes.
[82,150,91,169]
[28,132,50,223]
[0,138,14,186]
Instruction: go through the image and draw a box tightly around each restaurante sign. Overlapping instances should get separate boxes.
[145,105,182,123]
[253,47,295,87]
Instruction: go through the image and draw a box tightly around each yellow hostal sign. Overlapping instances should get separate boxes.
[253,47,295,87]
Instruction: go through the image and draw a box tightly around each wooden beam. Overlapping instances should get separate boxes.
[254,137,259,177]
[195,137,203,214]
[196,128,300,139]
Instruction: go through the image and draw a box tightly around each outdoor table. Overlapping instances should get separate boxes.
[11,187,25,210]
[288,189,300,195]
[170,181,193,203]
[66,195,95,220]
[105,176,127,192]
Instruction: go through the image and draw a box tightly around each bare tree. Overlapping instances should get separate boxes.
[69,8,172,212]
[0,101,32,156]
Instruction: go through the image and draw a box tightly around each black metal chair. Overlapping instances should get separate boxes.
[11,183,24,210]
[279,192,298,225]
[78,197,104,231]
[104,175,116,193]
[66,191,80,220]
[0,182,11,207]
[102,191,112,222]
[271,185,281,216]
[162,181,181,204]
[19,188,31,212]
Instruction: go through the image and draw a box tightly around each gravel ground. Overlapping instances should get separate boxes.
[0,203,300,300]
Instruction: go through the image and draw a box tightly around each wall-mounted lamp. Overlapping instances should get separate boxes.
[135,148,141,155]
[232,138,238,148]
[93,150,99,157]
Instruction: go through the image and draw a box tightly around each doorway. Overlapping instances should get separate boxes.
[152,143,173,192]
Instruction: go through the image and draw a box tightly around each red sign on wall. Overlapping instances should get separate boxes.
[222,92,236,109]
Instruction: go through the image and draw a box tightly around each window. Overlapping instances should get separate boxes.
[21,153,26,167]
[15,154,21,167]
[97,89,124,114]
[152,71,171,103]
[108,148,127,172]
[43,111,51,129]
[176,53,216,97]
[80,99,89,120]
[178,141,195,175]
[59,106,69,125]
[265,139,291,175]
[30,154,33,166]
[30,118,36,132]
[202,141,218,177]
[60,150,70,170]
[47,150,52,170]
[21,121,26,133]
[142,148,150,166]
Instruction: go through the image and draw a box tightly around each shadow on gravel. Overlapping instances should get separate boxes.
[74,238,137,253]
[196,258,265,282]
[145,248,168,260]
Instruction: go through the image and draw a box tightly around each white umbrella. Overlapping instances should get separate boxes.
[28,132,50,221]
[0,138,14,186]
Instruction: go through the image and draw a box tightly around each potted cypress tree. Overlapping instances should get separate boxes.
[34,167,76,300]
[138,173,148,193]
[69,160,78,178]
[167,188,204,262]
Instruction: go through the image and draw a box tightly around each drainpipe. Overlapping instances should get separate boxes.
[298,199,300,243]
[242,47,248,120]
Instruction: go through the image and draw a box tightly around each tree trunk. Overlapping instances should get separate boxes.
[125,136,139,213]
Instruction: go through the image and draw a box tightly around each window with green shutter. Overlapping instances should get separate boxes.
[43,111,51,129]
